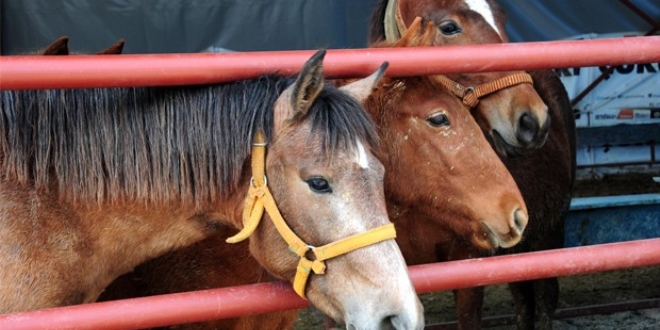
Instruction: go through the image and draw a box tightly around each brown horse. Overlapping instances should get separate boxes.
[99,23,529,329]
[100,225,300,330]
[370,1,577,329]
[35,36,125,55]
[0,50,425,330]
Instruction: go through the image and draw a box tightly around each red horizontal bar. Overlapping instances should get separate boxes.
[1,238,659,330]
[1,36,659,90]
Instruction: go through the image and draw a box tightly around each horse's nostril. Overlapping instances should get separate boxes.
[388,313,422,330]
[512,208,528,235]
[516,112,540,145]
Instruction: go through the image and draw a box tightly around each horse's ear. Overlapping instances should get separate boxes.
[384,0,402,41]
[97,38,125,55]
[290,50,325,115]
[373,16,426,48]
[42,36,69,55]
[274,50,326,132]
[339,62,389,103]
[419,21,438,46]
[399,17,424,47]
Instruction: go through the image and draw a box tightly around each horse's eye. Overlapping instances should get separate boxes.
[439,20,461,35]
[306,177,332,194]
[427,113,451,127]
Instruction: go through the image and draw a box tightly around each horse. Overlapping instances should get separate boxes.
[371,0,551,157]
[99,225,300,330]
[98,22,530,329]
[33,36,125,55]
[370,2,577,329]
[0,50,425,330]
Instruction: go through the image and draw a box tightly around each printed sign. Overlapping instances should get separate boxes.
[556,32,660,127]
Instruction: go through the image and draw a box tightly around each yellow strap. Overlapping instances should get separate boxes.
[225,186,264,243]
[313,223,396,261]
[260,186,310,256]
[225,131,267,243]
[292,224,396,299]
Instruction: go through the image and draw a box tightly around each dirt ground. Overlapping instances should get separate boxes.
[294,172,660,329]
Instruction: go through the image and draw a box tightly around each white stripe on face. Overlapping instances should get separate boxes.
[356,140,369,169]
[465,0,502,38]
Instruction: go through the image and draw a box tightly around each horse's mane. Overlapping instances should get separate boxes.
[368,0,390,44]
[0,76,377,205]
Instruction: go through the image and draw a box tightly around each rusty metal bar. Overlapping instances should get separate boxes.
[1,238,659,330]
[1,36,659,90]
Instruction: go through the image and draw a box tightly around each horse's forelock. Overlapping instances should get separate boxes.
[305,85,379,155]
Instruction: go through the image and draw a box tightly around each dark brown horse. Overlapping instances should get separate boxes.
[99,23,530,329]
[370,1,576,329]
[372,0,551,157]
[0,50,425,330]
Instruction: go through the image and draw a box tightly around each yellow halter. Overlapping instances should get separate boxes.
[226,131,397,299]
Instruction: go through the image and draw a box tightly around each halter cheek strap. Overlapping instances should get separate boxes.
[226,131,397,299]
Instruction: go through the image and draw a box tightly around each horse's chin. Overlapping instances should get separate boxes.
[305,284,346,323]
[471,229,499,252]
[491,130,534,158]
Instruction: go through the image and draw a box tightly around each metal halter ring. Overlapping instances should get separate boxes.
[250,176,268,187]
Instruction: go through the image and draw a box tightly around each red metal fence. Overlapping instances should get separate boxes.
[1,36,660,89]
[1,239,659,330]
[1,36,659,329]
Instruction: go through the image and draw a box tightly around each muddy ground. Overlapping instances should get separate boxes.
[294,173,660,329]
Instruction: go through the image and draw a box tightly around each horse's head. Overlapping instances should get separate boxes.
[239,51,424,330]
[367,30,528,251]
[380,0,550,157]
[363,72,528,252]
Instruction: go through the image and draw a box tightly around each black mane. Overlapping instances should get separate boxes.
[0,76,377,205]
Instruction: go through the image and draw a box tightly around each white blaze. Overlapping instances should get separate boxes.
[356,140,369,169]
[465,0,502,38]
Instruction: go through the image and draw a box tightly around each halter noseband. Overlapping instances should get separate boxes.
[383,0,534,106]
[432,73,534,108]
[226,131,397,299]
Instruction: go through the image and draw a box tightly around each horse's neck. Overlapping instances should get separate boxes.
[77,196,245,299]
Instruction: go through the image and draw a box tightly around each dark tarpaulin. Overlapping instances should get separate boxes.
[1,0,658,55]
